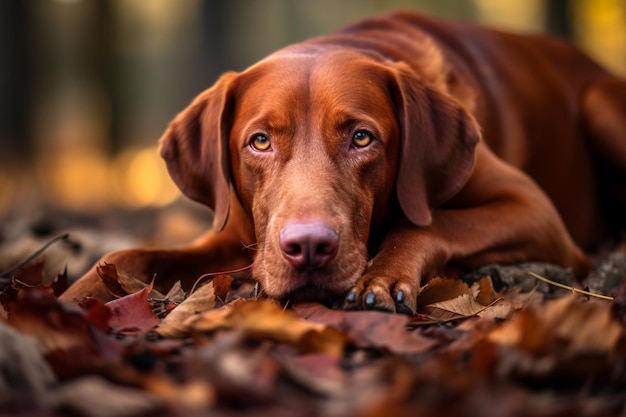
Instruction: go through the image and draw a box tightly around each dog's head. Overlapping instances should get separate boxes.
[160,48,479,301]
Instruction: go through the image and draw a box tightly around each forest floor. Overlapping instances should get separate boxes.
[1,206,626,417]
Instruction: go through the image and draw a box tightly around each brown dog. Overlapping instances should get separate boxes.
[61,11,626,313]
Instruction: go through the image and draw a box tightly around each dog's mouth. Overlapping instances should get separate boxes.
[257,266,363,304]
[277,283,343,305]
[253,224,368,303]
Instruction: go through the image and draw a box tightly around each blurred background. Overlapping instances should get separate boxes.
[0,0,625,273]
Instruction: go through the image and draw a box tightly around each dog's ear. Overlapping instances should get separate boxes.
[159,72,238,232]
[392,63,480,226]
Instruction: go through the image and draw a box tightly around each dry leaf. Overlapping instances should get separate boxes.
[487,310,551,353]
[144,376,215,410]
[477,301,514,320]
[542,296,622,352]
[97,263,165,299]
[155,277,232,337]
[473,277,499,306]
[105,286,161,334]
[187,299,346,356]
[294,303,437,354]
[418,277,472,306]
[13,257,46,287]
[420,293,487,321]
[488,295,622,354]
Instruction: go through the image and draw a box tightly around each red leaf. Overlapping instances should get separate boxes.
[51,266,69,296]
[8,287,123,379]
[79,297,113,332]
[105,287,161,335]
[13,257,46,287]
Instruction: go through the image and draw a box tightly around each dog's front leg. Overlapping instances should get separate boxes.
[60,222,254,303]
[344,145,590,314]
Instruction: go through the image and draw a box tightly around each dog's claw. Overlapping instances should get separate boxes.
[364,292,376,306]
[346,290,357,302]
[393,289,416,314]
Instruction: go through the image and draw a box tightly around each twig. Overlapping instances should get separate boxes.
[0,233,71,281]
[528,271,614,301]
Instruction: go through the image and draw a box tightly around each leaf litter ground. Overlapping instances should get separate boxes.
[2,236,626,417]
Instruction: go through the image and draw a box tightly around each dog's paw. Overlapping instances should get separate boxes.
[342,274,417,314]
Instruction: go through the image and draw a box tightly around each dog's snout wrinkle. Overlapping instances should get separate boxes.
[279,222,339,270]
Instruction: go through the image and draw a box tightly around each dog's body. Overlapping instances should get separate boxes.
[62,12,626,313]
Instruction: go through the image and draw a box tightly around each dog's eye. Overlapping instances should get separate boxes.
[352,130,373,148]
[251,134,271,151]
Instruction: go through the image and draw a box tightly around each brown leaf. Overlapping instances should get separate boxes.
[472,276,499,306]
[487,309,551,353]
[156,280,223,338]
[476,301,514,320]
[163,280,186,304]
[144,376,215,410]
[96,263,126,297]
[544,296,622,352]
[187,299,346,356]
[417,277,472,306]
[280,353,345,396]
[211,274,234,303]
[97,263,165,299]
[488,295,623,354]
[294,303,437,354]
[419,293,487,321]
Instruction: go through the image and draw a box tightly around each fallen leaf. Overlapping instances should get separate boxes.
[210,274,234,302]
[543,296,622,352]
[163,280,186,304]
[12,257,46,287]
[187,299,346,356]
[473,276,499,306]
[97,263,165,299]
[294,303,437,354]
[105,286,161,335]
[477,301,514,320]
[7,287,123,378]
[280,353,345,396]
[488,295,623,354]
[144,376,215,410]
[155,277,230,338]
[418,277,472,306]
[487,309,551,354]
[79,297,113,332]
[51,266,69,296]
[8,287,99,354]
[420,293,487,321]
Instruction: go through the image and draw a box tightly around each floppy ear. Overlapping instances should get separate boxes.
[392,63,480,226]
[159,72,238,232]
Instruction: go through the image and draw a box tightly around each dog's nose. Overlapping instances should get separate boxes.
[279,223,339,270]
